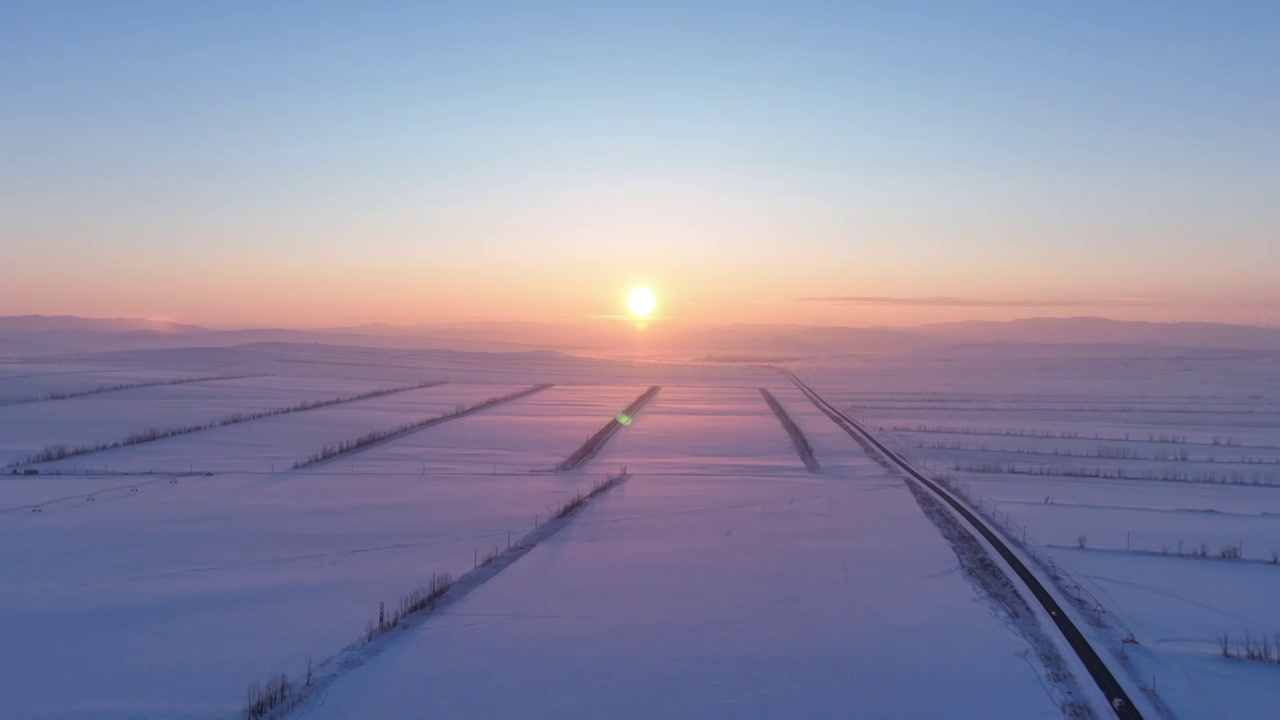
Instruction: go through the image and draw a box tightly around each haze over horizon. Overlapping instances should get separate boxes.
[5,1,1279,329]
[8,310,1280,332]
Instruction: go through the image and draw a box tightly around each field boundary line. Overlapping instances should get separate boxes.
[554,386,660,472]
[12,380,449,468]
[295,384,552,468]
[759,387,820,472]
[246,470,632,720]
[0,372,268,408]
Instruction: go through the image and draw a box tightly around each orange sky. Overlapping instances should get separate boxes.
[2,246,1277,329]
[4,4,1278,330]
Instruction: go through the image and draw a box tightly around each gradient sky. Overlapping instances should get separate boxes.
[3,1,1278,328]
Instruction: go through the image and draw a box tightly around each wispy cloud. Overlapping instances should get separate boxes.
[797,296,1165,308]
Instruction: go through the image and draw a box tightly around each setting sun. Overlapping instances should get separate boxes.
[626,287,657,318]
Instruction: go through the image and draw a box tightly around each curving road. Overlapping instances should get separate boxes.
[781,368,1143,719]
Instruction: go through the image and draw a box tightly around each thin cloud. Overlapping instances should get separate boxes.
[797,296,1167,308]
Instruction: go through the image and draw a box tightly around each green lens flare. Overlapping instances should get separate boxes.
[616,413,632,425]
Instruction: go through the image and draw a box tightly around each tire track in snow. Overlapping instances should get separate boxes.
[0,472,199,515]
[0,530,545,596]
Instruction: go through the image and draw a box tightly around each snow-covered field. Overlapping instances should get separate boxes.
[339,384,651,474]
[0,365,213,404]
[5,341,1275,719]
[30,382,522,476]
[0,375,396,467]
[296,386,1068,719]
[798,347,1280,719]
[0,352,674,720]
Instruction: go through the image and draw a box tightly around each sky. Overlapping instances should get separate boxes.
[2,1,1278,328]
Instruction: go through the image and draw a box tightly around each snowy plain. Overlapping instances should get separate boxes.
[797,347,1280,719]
[0,365,212,404]
[296,386,1067,720]
[28,381,522,476]
[3,340,1276,719]
[0,374,395,467]
[0,354,662,719]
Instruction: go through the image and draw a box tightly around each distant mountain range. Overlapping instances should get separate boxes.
[2,314,1279,357]
[0,315,206,334]
[906,317,1280,348]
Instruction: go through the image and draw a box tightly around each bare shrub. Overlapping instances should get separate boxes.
[1213,631,1280,664]
[552,473,626,521]
[948,461,1279,487]
[1235,631,1276,662]
[244,673,292,719]
[554,492,587,519]
[364,572,455,644]
[887,424,1280,453]
[29,444,73,463]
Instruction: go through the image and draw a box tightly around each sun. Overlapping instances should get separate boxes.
[626,286,657,318]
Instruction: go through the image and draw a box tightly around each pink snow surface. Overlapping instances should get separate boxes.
[298,387,1065,719]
